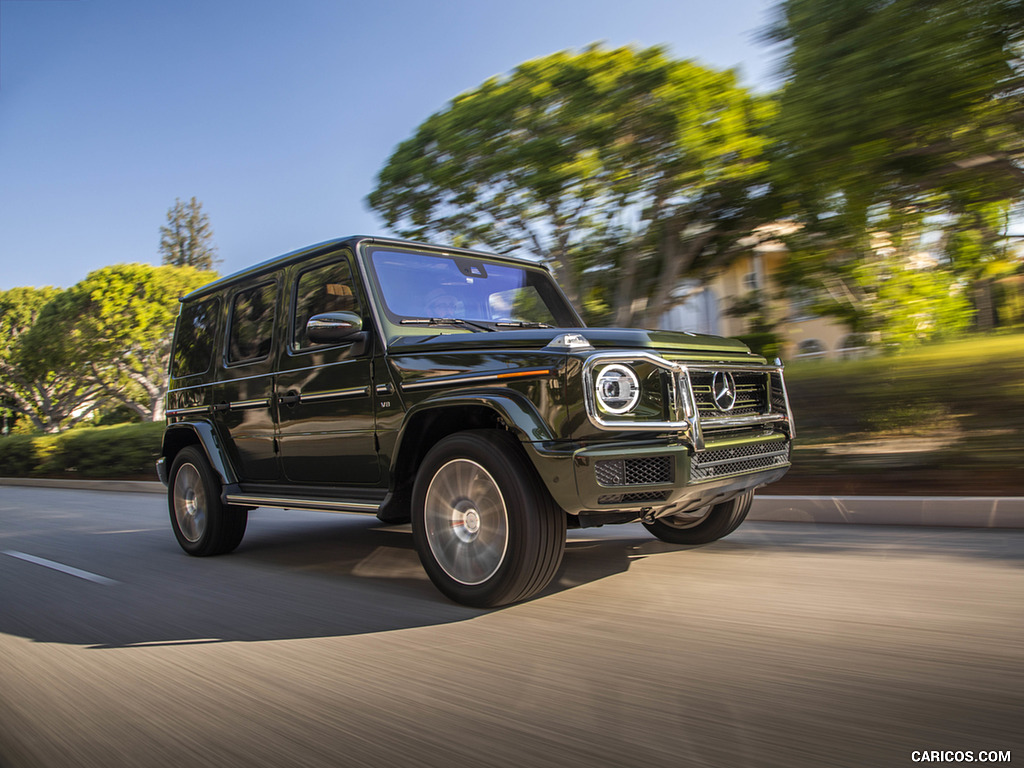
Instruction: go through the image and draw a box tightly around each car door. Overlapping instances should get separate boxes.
[212,275,282,482]
[275,252,379,485]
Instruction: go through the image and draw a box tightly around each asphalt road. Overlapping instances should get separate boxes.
[1,487,1021,768]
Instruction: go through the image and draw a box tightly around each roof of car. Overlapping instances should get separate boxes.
[180,235,548,302]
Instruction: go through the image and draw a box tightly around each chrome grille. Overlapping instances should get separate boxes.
[770,371,788,412]
[595,456,673,487]
[690,371,767,417]
[598,491,670,505]
[690,442,790,482]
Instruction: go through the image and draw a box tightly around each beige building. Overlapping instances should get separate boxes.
[659,225,863,361]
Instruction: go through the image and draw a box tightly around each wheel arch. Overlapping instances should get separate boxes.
[162,421,239,487]
[377,391,553,523]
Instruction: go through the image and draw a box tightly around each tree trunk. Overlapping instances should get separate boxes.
[613,245,642,327]
[973,278,995,331]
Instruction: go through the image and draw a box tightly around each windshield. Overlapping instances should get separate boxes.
[367,248,582,330]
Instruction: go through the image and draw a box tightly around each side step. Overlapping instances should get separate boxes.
[224,494,381,515]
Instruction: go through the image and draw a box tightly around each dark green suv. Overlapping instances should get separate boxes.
[158,236,794,606]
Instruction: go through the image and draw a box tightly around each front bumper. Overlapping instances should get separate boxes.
[526,432,790,517]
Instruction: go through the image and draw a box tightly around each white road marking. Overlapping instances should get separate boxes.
[89,529,158,535]
[3,550,119,585]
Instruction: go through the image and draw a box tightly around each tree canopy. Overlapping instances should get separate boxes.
[159,196,219,270]
[0,265,214,432]
[368,45,776,326]
[0,286,102,433]
[762,0,1024,335]
[60,263,215,421]
[766,0,1024,217]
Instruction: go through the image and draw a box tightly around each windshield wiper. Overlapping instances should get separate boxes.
[401,317,496,332]
[494,321,552,329]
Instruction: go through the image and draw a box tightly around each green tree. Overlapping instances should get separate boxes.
[368,45,775,326]
[764,0,1023,335]
[770,206,974,345]
[61,264,215,422]
[0,287,103,433]
[159,196,219,270]
[766,0,1024,214]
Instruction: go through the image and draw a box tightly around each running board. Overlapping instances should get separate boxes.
[224,494,381,515]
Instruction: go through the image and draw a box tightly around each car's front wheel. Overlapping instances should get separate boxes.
[411,430,565,607]
[642,490,753,545]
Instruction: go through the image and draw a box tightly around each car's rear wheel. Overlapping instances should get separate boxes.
[169,445,247,556]
[642,490,753,545]
[412,430,565,607]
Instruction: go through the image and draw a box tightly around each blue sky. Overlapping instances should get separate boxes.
[0,0,780,290]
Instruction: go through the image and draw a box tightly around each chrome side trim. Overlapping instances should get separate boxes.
[225,494,381,514]
[231,398,270,410]
[168,370,270,393]
[166,405,210,416]
[401,368,555,391]
[299,386,370,403]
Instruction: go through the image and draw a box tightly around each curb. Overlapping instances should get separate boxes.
[2,478,1023,528]
[748,495,1024,529]
[0,478,165,495]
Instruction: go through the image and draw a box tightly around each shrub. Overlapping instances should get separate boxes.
[0,422,164,479]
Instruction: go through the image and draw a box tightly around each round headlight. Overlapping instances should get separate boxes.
[595,364,641,414]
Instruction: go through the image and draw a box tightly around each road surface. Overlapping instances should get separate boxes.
[1,486,1021,767]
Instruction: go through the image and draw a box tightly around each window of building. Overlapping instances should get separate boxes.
[228,281,277,363]
[795,338,826,358]
[742,254,763,292]
[788,287,817,322]
[292,259,360,351]
[839,333,872,359]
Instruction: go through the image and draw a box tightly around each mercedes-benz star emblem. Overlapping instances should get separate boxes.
[712,371,737,412]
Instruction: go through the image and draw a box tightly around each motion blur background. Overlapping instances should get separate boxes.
[1,0,1022,494]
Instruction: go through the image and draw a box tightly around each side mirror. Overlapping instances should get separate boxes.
[307,311,364,344]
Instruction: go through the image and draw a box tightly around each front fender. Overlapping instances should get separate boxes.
[161,421,239,487]
[403,387,556,441]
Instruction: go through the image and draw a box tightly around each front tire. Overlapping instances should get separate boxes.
[168,446,247,556]
[412,430,565,608]
[642,490,754,545]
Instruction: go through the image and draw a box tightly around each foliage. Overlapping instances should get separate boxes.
[0,422,164,478]
[766,0,1024,214]
[774,214,973,345]
[0,265,213,430]
[0,286,103,433]
[159,196,219,270]
[368,44,776,326]
[764,0,1024,338]
[57,264,215,422]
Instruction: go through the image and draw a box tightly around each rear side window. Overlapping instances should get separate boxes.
[228,282,277,363]
[292,259,360,351]
[171,296,220,378]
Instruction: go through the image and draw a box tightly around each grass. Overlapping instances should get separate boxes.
[775,332,1024,495]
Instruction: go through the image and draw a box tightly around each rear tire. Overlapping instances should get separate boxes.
[412,430,565,607]
[642,490,753,545]
[168,446,247,556]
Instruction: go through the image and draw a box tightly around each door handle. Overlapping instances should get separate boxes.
[279,391,301,406]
